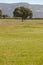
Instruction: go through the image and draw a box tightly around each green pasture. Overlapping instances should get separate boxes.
[0,19,43,65]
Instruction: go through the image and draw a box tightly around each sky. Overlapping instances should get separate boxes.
[0,0,43,4]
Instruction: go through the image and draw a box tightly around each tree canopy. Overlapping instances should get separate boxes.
[13,7,33,21]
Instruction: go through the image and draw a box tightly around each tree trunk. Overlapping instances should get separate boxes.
[22,17,23,22]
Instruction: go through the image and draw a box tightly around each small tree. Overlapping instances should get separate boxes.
[0,10,2,18]
[2,15,9,19]
[2,15,6,19]
[13,7,33,22]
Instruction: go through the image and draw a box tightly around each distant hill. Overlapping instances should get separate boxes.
[0,3,43,18]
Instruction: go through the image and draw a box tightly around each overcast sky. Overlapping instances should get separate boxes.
[0,0,43,4]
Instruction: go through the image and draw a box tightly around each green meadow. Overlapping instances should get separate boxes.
[0,19,43,65]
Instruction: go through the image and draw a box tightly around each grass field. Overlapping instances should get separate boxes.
[0,19,43,65]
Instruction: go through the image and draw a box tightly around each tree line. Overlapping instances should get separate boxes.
[0,6,33,21]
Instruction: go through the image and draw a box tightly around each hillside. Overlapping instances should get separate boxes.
[0,3,43,18]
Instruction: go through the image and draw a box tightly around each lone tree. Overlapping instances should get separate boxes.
[0,10,2,18]
[13,7,33,22]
